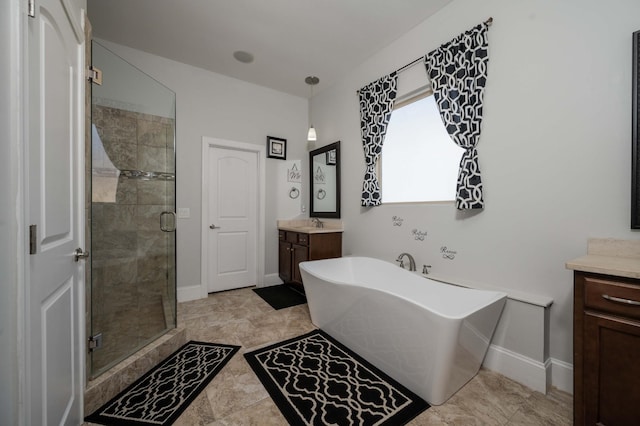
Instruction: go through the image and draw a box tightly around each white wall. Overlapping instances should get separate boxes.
[311,0,640,372]
[95,39,308,293]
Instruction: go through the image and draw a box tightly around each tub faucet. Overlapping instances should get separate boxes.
[396,253,416,271]
[311,217,324,228]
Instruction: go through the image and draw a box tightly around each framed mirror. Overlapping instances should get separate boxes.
[310,141,340,218]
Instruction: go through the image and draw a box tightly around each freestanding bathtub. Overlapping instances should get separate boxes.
[299,256,507,405]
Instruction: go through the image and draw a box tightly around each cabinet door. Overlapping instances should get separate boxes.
[278,240,292,283]
[308,233,342,260]
[584,312,640,425]
[291,244,309,284]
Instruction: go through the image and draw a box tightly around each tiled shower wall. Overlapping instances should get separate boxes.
[90,104,176,377]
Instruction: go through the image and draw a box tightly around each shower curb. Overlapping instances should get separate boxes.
[84,327,187,416]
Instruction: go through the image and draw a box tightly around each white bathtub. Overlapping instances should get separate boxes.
[299,256,506,405]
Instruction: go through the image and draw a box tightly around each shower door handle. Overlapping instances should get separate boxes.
[160,211,177,232]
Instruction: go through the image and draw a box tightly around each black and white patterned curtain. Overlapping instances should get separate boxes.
[358,73,398,206]
[425,23,489,209]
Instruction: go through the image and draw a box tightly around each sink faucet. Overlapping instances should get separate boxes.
[396,253,416,271]
[311,217,324,228]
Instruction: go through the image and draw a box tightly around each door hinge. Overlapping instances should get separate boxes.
[27,0,35,18]
[29,224,37,255]
[87,66,103,85]
[88,333,103,352]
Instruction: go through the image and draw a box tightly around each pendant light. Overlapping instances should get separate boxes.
[305,76,319,142]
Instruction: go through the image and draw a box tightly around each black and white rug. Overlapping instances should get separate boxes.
[86,341,240,426]
[244,330,429,425]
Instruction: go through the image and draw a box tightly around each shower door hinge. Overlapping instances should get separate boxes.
[88,333,103,352]
[27,0,35,18]
[87,66,103,85]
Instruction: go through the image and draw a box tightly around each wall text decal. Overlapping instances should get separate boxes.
[287,163,302,183]
[411,229,427,241]
[392,216,404,226]
[440,246,457,260]
[314,166,326,184]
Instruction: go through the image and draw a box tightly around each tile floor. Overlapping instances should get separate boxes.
[92,286,574,425]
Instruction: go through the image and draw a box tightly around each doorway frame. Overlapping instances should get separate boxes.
[200,137,266,298]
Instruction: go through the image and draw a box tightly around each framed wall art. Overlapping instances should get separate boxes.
[326,149,337,165]
[267,136,287,160]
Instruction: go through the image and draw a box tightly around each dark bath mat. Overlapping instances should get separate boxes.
[85,341,240,426]
[252,284,307,310]
[244,329,429,425]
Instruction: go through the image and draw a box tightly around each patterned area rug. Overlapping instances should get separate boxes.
[86,341,240,425]
[245,330,429,425]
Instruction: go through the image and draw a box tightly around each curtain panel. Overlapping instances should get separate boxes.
[425,23,489,209]
[358,72,398,206]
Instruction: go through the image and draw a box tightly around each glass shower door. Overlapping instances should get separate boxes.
[90,41,176,378]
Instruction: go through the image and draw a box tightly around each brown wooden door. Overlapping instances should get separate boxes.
[308,233,342,259]
[291,244,309,284]
[278,240,292,283]
[584,312,640,425]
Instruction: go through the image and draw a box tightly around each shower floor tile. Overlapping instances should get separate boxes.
[85,286,573,425]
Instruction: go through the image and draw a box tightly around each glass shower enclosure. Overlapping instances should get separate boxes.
[89,42,176,378]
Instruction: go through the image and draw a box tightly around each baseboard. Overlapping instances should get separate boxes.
[483,344,550,394]
[177,284,205,303]
[177,275,283,302]
[550,358,573,394]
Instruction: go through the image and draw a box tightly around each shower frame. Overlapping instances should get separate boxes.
[88,41,177,379]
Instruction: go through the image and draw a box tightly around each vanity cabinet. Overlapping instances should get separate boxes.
[574,271,640,425]
[278,230,342,287]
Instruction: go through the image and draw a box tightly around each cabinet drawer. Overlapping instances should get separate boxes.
[584,276,640,320]
[280,230,308,245]
[284,231,298,243]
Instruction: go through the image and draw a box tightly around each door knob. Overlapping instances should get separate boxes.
[74,248,89,262]
[210,224,221,229]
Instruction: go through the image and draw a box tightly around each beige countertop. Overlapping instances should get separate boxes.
[277,219,344,234]
[566,238,640,279]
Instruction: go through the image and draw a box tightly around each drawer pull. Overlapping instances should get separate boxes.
[602,294,640,306]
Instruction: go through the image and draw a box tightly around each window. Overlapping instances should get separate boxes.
[380,94,463,203]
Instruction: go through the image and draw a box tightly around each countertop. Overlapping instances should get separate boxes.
[277,219,344,234]
[566,238,640,279]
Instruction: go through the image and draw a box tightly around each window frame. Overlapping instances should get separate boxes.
[379,85,461,205]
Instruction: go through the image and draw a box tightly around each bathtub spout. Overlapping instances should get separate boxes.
[396,253,416,271]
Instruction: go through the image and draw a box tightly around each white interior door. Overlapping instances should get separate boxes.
[207,146,258,292]
[27,0,84,424]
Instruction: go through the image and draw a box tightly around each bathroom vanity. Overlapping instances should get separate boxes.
[278,220,342,288]
[567,238,640,425]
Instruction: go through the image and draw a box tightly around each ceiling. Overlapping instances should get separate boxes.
[87,0,451,98]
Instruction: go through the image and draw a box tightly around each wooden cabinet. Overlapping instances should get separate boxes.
[278,230,342,287]
[574,271,640,425]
